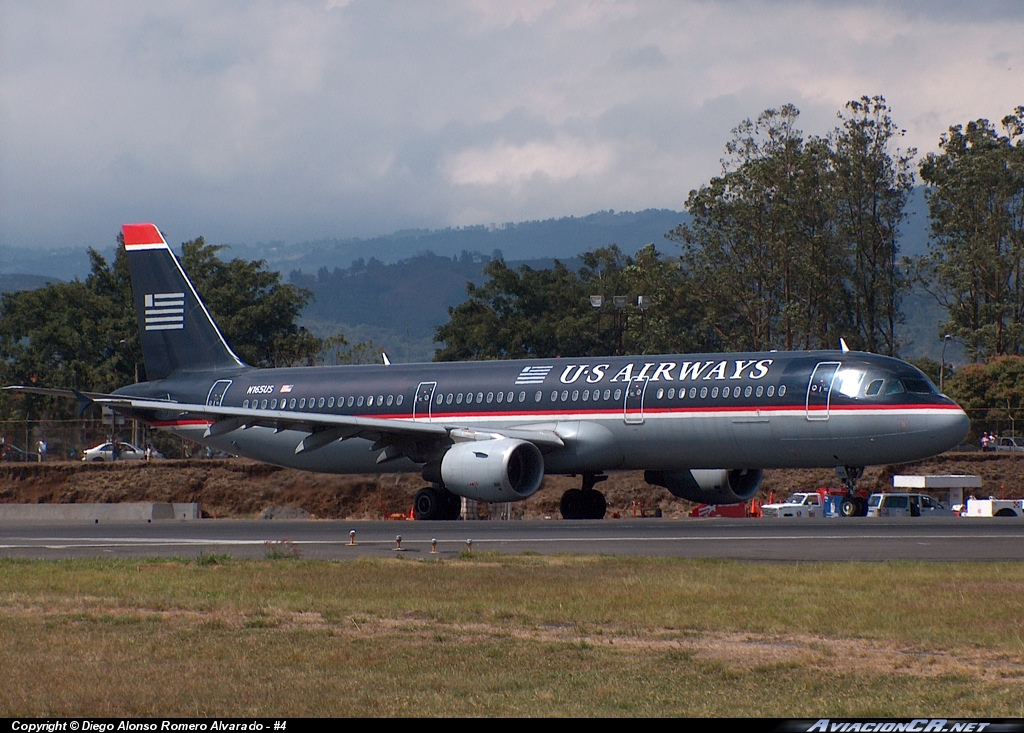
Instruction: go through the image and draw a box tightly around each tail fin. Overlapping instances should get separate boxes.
[122,223,247,381]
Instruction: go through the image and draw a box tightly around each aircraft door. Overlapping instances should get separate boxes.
[624,378,648,425]
[414,381,437,421]
[206,380,232,407]
[806,362,841,421]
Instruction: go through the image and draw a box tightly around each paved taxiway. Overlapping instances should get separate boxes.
[2,517,1023,560]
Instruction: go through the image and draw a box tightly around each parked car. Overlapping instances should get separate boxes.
[993,436,1024,453]
[866,492,953,517]
[81,441,146,462]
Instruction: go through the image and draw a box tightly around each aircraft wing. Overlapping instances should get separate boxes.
[5,386,565,460]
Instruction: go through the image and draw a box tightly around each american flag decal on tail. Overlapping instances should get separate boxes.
[144,292,185,331]
[515,365,552,384]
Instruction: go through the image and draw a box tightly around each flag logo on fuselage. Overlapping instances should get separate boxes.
[144,292,185,331]
[515,365,552,384]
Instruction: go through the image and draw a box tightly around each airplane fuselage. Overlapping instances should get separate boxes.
[120,350,969,476]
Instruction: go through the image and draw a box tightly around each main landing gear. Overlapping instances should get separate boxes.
[835,465,867,517]
[413,485,462,521]
[559,474,608,520]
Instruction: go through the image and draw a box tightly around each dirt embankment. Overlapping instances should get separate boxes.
[0,452,1021,520]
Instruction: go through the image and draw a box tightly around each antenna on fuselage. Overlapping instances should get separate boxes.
[839,338,850,354]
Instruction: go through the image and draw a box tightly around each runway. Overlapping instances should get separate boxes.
[2,517,1023,560]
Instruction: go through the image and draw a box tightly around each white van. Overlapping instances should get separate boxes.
[866,492,953,517]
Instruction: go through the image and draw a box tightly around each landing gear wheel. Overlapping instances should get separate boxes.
[440,488,462,520]
[587,490,607,520]
[414,486,461,520]
[839,497,859,518]
[560,488,585,520]
[560,488,607,519]
[414,487,442,520]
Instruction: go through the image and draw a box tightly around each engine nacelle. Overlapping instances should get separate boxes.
[441,438,545,502]
[645,468,762,504]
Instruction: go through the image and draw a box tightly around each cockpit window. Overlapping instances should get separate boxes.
[901,377,935,394]
[884,380,906,396]
[865,379,883,396]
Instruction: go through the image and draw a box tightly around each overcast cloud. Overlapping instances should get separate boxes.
[1,0,1022,251]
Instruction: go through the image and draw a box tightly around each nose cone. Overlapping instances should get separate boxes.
[935,405,970,453]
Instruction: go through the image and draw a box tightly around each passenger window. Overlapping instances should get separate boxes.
[519,392,526,402]
[271,399,278,409]
[767,385,775,397]
[387,395,394,406]
[572,390,579,401]
[446,393,453,405]
[318,397,325,408]
[396,395,404,406]
[745,385,752,397]
[657,388,664,399]
[561,390,569,401]
[477,392,484,403]
[779,385,786,397]
[711,387,719,398]
[347,396,354,407]
[614,389,622,400]
[357,396,364,407]
[289,398,296,409]
[667,388,675,399]
[551,391,558,401]
[507,391,514,402]
[456,393,463,404]
[328,397,335,408]
[243,399,249,408]
[700,387,708,398]
[755,385,763,397]
[299,398,306,408]
[496,391,504,403]
[436,393,443,404]
[260,399,268,409]
[535,391,543,402]
[603,389,611,400]
[487,392,494,403]
[466,393,474,404]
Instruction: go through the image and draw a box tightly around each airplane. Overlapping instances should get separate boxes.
[7,223,970,520]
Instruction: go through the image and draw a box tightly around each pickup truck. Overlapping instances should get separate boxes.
[993,436,1024,453]
[761,492,824,518]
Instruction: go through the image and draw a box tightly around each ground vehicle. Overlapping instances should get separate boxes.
[866,492,953,517]
[81,441,145,461]
[962,498,1024,517]
[994,436,1024,453]
[7,222,971,520]
[761,491,825,517]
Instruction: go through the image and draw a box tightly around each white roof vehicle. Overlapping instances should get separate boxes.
[81,441,145,462]
[866,492,953,517]
[761,492,824,518]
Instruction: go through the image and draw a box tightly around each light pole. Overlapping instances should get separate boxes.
[939,334,952,392]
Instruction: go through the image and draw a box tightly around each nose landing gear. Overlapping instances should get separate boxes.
[559,473,608,520]
[835,466,867,517]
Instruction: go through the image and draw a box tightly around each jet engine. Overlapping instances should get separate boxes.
[644,468,762,504]
[440,438,545,502]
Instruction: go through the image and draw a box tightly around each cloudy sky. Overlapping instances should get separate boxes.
[1,0,1022,252]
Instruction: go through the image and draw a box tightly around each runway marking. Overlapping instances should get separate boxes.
[3,531,1024,551]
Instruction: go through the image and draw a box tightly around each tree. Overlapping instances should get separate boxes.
[670,99,914,355]
[831,96,916,356]
[0,235,329,419]
[179,238,321,367]
[670,105,851,351]
[918,108,1024,361]
[434,245,713,361]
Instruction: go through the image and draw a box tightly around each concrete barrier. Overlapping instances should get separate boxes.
[0,502,201,523]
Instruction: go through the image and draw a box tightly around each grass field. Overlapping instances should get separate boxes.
[2,554,1023,717]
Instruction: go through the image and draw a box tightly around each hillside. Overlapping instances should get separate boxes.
[0,452,1017,520]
